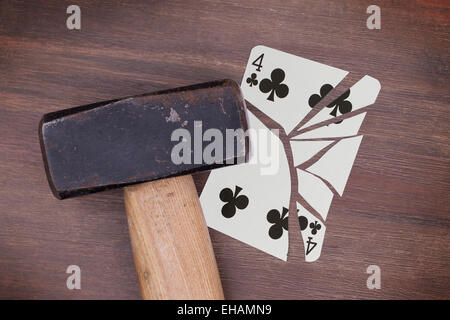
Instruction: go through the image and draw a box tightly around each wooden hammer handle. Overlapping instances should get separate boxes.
[124,175,224,300]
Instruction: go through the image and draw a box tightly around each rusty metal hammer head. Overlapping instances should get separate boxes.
[39,79,248,199]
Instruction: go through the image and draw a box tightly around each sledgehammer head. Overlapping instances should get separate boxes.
[39,80,248,199]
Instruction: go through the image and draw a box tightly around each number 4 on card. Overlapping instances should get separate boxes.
[252,53,264,72]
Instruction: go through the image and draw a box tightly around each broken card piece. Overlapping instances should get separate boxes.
[297,169,334,220]
[306,135,363,196]
[241,45,348,134]
[299,75,380,129]
[293,112,367,140]
[290,140,334,166]
[200,110,291,261]
[298,203,326,262]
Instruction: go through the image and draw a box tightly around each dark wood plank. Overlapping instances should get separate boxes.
[0,0,449,299]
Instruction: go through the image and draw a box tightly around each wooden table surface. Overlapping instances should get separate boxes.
[1,0,449,299]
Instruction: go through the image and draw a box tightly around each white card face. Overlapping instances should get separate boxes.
[200,110,291,261]
[290,140,334,166]
[306,135,363,196]
[297,203,326,262]
[241,45,348,134]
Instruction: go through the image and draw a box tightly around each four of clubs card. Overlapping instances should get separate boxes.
[200,45,381,262]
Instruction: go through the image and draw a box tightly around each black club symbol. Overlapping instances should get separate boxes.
[267,207,289,240]
[326,89,352,123]
[219,186,249,218]
[259,68,289,102]
[309,220,322,235]
[246,73,258,87]
[308,84,334,108]
[298,215,308,231]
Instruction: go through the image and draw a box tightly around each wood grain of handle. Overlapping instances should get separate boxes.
[124,175,224,300]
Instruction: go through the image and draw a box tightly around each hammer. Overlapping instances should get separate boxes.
[39,80,248,299]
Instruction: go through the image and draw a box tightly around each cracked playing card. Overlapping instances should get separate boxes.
[200,45,381,262]
[200,110,291,260]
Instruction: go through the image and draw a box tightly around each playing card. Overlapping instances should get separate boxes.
[201,45,381,262]
[241,45,349,134]
[200,110,291,260]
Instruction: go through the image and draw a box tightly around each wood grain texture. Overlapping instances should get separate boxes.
[124,176,223,300]
[0,0,449,299]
